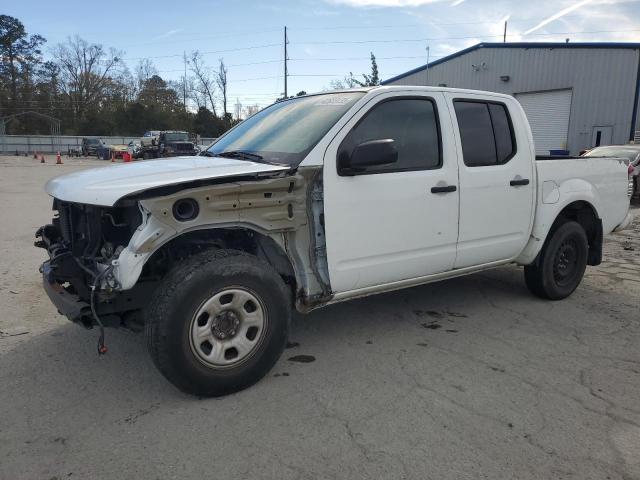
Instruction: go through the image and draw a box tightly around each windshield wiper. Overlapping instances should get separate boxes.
[200,151,216,157]
[216,150,264,161]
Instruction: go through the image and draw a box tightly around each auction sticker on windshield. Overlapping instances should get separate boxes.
[313,95,358,106]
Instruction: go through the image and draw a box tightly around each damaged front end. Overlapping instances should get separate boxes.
[35,199,152,330]
[36,166,333,346]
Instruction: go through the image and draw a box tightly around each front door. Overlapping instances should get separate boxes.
[447,94,535,268]
[323,92,459,293]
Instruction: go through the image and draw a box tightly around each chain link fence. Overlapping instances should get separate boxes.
[0,135,217,155]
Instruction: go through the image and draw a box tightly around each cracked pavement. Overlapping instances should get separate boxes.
[0,156,639,480]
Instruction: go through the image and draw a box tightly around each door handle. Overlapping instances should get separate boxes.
[431,185,457,194]
[510,178,530,187]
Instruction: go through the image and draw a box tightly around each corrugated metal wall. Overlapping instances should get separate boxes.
[386,46,640,155]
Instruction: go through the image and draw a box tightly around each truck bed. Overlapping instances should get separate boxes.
[534,156,630,234]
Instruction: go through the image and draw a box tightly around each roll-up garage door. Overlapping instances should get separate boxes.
[515,89,572,155]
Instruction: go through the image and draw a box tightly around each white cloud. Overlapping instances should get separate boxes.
[523,0,593,35]
[327,0,446,7]
[153,29,183,40]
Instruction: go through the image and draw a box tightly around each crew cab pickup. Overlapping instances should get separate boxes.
[36,86,633,396]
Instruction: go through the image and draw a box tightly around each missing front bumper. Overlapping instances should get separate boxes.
[41,261,92,326]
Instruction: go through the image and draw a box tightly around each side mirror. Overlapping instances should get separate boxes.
[338,139,398,176]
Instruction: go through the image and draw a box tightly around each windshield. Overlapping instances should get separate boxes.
[207,92,366,166]
[85,139,100,145]
[165,132,189,142]
[583,146,640,163]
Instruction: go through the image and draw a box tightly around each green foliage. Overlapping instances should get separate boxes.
[352,53,380,87]
[0,15,238,137]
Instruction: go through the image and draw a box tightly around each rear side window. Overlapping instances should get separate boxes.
[339,97,441,173]
[454,101,516,167]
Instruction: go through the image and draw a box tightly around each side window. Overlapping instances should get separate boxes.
[454,100,516,167]
[489,103,515,163]
[339,98,441,174]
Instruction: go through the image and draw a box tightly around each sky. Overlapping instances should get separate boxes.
[5,0,640,112]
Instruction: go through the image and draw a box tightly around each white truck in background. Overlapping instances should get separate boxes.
[36,86,632,396]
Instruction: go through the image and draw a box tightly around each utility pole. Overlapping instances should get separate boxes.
[425,46,430,85]
[503,20,508,43]
[183,51,187,111]
[284,26,289,99]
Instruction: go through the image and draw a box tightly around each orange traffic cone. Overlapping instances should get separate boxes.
[40,154,45,164]
[111,151,115,163]
[56,152,63,165]
[33,151,38,159]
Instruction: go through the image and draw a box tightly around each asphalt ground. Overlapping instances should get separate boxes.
[1,155,639,480]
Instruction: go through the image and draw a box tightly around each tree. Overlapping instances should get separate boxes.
[352,52,380,87]
[189,51,217,116]
[0,15,46,121]
[138,75,181,109]
[52,36,122,129]
[216,58,228,118]
[134,58,157,96]
[330,52,380,90]
[329,73,359,90]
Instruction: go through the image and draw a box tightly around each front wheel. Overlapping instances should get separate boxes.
[144,249,291,397]
[524,220,588,300]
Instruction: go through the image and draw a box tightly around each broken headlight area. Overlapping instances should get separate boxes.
[36,199,146,327]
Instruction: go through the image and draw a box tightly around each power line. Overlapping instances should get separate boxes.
[155,55,438,73]
[293,29,640,46]
[286,14,595,31]
[124,28,640,64]
[124,43,282,61]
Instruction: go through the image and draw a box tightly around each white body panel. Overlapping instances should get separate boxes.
[323,90,459,292]
[516,156,630,265]
[45,156,289,206]
[445,92,536,268]
[42,86,632,305]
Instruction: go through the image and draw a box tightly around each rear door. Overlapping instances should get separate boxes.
[323,91,459,292]
[446,94,535,269]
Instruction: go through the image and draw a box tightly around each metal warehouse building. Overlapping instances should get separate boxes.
[382,42,640,155]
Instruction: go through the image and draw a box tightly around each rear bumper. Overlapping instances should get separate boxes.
[614,212,634,232]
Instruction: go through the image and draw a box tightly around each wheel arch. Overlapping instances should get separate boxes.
[143,226,298,296]
[517,197,602,266]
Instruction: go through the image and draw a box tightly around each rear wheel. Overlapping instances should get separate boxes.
[524,220,588,300]
[144,249,291,397]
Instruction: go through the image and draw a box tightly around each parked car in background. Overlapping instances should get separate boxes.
[139,130,162,151]
[138,130,198,159]
[127,141,141,159]
[96,142,127,160]
[581,144,640,197]
[81,138,103,157]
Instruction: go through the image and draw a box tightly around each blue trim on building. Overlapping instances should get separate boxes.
[381,42,640,85]
[630,52,640,141]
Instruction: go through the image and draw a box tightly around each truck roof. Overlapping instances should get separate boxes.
[295,85,515,101]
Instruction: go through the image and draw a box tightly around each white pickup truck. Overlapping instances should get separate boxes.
[36,86,633,396]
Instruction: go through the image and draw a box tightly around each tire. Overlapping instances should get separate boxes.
[144,249,291,397]
[524,220,588,300]
[143,151,151,160]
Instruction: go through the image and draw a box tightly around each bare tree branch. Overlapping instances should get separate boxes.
[216,58,228,118]
[189,51,217,116]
